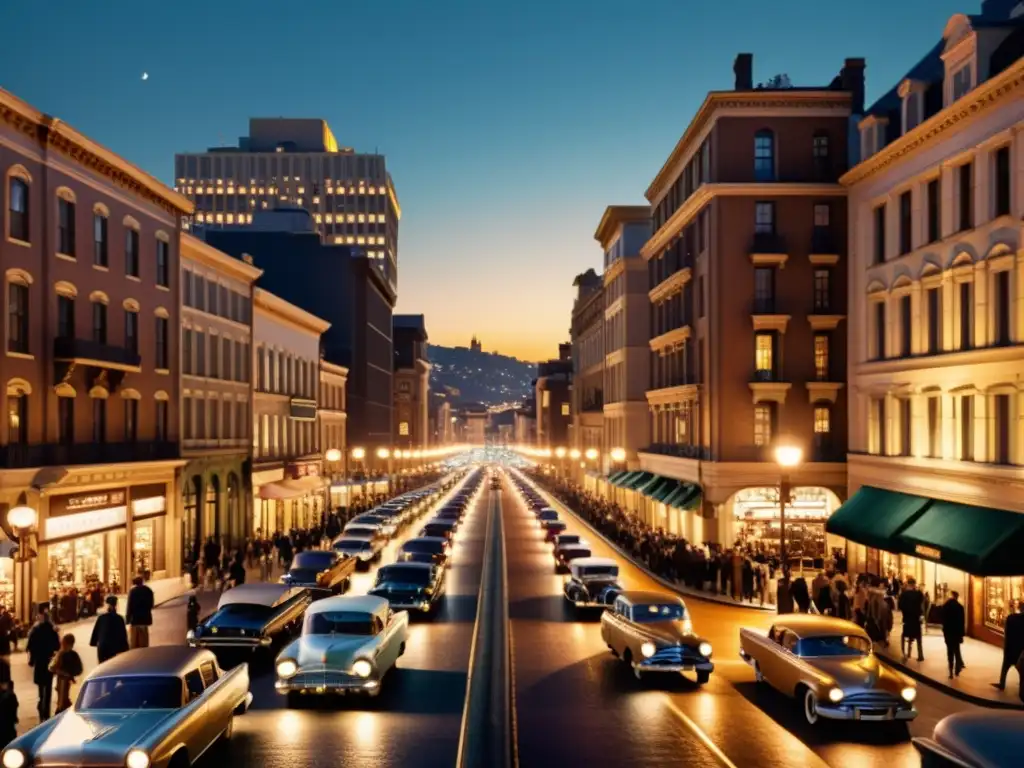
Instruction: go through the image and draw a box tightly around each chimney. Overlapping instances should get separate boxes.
[734,53,753,90]
[841,57,866,115]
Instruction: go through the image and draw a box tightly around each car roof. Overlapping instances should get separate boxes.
[292,549,337,564]
[774,615,869,638]
[616,590,684,607]
[217,582,298,609]
[380,562,434,573]
[307,594,389,618]
[402,536,447,546]
[570,556,616,569]
[91,646,213,679]
[425,518,456,527]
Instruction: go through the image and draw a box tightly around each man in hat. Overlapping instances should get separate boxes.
[125,576,154,649]
[90,595,129,664]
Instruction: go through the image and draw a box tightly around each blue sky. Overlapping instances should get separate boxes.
[1,0,969,360]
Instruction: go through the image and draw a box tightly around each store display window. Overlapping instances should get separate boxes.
[985,577,1024,632]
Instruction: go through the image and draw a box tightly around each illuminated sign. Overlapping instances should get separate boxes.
[915,544,941,560]
[58,490,127,515]
[131,496,166,518]
[45,506,127,541]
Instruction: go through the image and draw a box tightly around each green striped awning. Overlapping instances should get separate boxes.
[622,471,655,490]
[664,483,701,510]
[607,470,628,485]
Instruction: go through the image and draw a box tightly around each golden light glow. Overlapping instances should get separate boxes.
[585,448,598,461]
[7,504,36,530]
[351,447,366,460]
[377,447,391,459]
[610,447,626,462]
[325,448,342,463]
[555,447,567,458]
[774,444,803,468]
[569,449,581,460]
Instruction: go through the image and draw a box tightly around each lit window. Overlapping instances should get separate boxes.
[379,188,386,196]
[225,213,234,224]
[814,406,831,433]
[216,188,223,195]
[215,213,223,223]
[186,186,193,194]
[327,187,335,195]
[298,186,305,194]
[205,187,213,194]
[333,236,343,244]
[296,197,303,205]
[284,176,290,182]
[561,403,570,416]
[754,404,773,446]
[239,186,247,194]
[814,335,829,380]
[315,214,322,223]
[368,213,376,223]
[195,213,204,223]
[377,236,385,245]
[249,198,255,207]
[755,334,773,373]
[399,421,409,436]
[325,214,333,223]
[379,214,386,223]
[261,201,268,209]
[258,187,265,195]
[227,187,235,194]
[357,236,366,244]
[347,214,355,223]
[346,236,355,244]
[369,186,377,194]
[313,196,320,204]
[348,186,355,194]
[358,214,365,223]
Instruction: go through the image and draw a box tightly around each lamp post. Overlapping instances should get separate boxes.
[774,442,803,614]
[7,496,38,623]
[351,447,366,510]
[377,447,392,496]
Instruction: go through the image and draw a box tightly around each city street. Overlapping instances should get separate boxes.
[508,473,982,768]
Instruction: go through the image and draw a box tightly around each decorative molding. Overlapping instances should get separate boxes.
[645,383,700,406]
[750,253,789,268]
[809,253,840,266]
[808,314,845,331]
[752,314,791,333]
[806,381,844,404]
[749,381,792,404]
[648,267,691,303]
[649,325,692,352]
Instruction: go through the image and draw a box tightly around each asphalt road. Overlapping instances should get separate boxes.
[204,474,489,768]
[506,471,980,768]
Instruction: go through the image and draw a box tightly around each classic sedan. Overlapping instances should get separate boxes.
[187,583,311,655]
[342,523,389,541]
[563,557,622,610]
[333,533,386,568]
[543,521,568,541]
[913,710,1024,767]
[397,536,450,567]
[554,543,592,573]
[280,549,356,596]
[739,615,918,725]
[274,595,409,705]
[537,509,559,525]
[368,562,446,614]
[346,513,397,537]
[553,533,584,549]
[2,646,250,768]
[420,518,457,542]
[601,591,714,684]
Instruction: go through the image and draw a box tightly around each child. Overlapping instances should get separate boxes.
[49,634,83,714]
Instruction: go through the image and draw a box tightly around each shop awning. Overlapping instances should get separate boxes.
[825,486,932,552]
[622,471,655,490]
[284,476,329,492]
[610,471,642,488]
[258,482,307,501]
[607,470,629,485]
[665,483,702,510]
[641,476,683,503]
[894,500,1024,577]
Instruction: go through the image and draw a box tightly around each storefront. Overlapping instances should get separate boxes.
[727,486,844,560]
[253,463,328,534]
[252,466,286,536]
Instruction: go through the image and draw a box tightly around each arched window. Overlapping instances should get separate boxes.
[90,291,109,345]
[56,187,77,258]
[93,204,109,267]
[6,269,31,355]
[6,165,31,243]
[123,216,140,278]
[754,129,776,181]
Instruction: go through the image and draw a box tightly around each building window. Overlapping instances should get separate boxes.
[156,317,169,369]
[873,301,886,360]
[952,64,973,101]
[92,398,106,444]
[58,396,74,445]
[156,239,169,287]
[993,393,1011,465]
[196,332,206,376]
[125,399,138,442]
[899,295,912,357]
[959,282,973,350]
[959,395,974,461]
[125,227,140,277]
[958,163,973,231]
[7,393,27,445]
[399,421,410,436]
[183,397,193,440]
[813,334,829,380]
[898,190,912,255]
[7,282,29,354]
[753,403,774,447]
[813,405,830,435]
[754,129,775,181]
[58,198,76,257]
[754,333,773,379]
[94,213,108,266]
[183,272,193,307]
[905,91,921,132]
[813,269,830,312]
[156,400,168,441]
[560,402,570,416]
[927,397,941,458]
[125,310,138,355]
[754,201,774,234]
[754,267,774,313]
[873,204,886,264]
[899,398,912,456]
[210,400,220,439]
[995,146,1011,218]
[92,301,107,344]
[873,397,886,455]
[813,202,830,228]
[209,336,220,379]
[927,178,941,243]
[994,270,1011,346]
[182,328,192,374]
[8,177,29,242]
[926,287,941,354]
[812,133,829,165]
[196,398,206,440]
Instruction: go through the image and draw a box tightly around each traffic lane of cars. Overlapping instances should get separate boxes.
[525,478,977,768]
[220,478,491,768]
[504,481,726,768]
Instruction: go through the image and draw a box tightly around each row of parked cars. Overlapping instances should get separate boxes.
[0,474,479,768]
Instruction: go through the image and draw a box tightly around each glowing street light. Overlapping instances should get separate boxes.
[351,447,366,461]
[773,440,804,613]
[569,449,581,460]
[325,448,342,463]
[610,447,626,464]
[555,447,567,458]
[377,448,390,460]
[584,448,598,461]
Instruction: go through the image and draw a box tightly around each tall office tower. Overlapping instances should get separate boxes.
[174,118,401,292]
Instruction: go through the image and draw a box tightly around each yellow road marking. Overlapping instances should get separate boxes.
[663,698,740,768]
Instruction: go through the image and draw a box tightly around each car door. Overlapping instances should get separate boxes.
[759,628,788,688]
[182,668,216,754]
[375,613,399,670]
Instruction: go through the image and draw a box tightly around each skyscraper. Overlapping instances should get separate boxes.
[174,118,400,291]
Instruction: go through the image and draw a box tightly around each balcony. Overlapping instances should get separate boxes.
[53,337,142,371]
[750,232,787,257]
[643,443,710,461]
[811,229,840,258]
[752,297,777,315]
[0,441,179,469]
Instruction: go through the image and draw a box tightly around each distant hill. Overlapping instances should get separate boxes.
[429,345,536,406]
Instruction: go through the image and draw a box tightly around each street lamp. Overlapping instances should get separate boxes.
[377,448,393,495]
[584,448,598,461]
[351,447,367,506]
[610,447,626,465]
[774,441,803,614]
[7,497,38,623]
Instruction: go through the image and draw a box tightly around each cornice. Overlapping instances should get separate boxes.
[749,381,792,404]
[254,288,331,335]
[649,325,692,352]
[182,234,263,283]
[603,258,626,285]
[645,383,700,405]
[649,267,691,304]
[594,205,649,247]
[842,57,1024,187]
[806,381,844,404]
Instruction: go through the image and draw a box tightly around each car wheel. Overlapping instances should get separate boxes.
[802,688,819,726]
[696,670,710,685]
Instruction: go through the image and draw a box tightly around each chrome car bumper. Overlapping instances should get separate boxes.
[276,671,380,694]
[190,637,271,649]
[384,598,434,612]
[815,703,917,721]
[563,592,607,608]
[636,661,714,674]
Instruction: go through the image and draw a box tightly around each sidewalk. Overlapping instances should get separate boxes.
[10,565,267,734]
[522,471,1024,708]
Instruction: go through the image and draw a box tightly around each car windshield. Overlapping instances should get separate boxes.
[353,516,386,525]
[403,540,444,554]
[345,526,378,536]
[423,525,452,536]
[632,603,686,623]
[557,535,581,545]
[78,676,183,710]
[284,568,320,584]
[539,511,558,520]
[334,540,371,551]
[212,604,275,622]
[292,551,336,570]
[564,548,591,559]
[304,611,376,636]
[581,566,617,578]
[377,566,432,586]
[797,635,872,657]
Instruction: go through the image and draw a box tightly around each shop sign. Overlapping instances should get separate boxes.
[131,496,166,518]
[287,463,320,479]
[51,489,127,517]
[915,544,942,560]
[44,505,126,541]
[289,398,317,421]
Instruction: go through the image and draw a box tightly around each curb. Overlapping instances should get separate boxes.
[879,655,1024,710]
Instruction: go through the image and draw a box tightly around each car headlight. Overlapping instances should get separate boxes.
[276,659,298,678]
[698,642,713,658]
[126,750,151,768]
[828,687,845,703]
[640,642,657,658]
[351,659,374,678]
[2,750,26,768]
[681,619,693,634]
[185,629,195,642]
[901,686,917,703]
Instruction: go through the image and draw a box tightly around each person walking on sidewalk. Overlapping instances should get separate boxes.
[26,606,59,720]
[49,634,83,714]
[126,577,154,649]
[0,677,18,749]
[941,591,966,679]
[898,577,926,662]
[90,595,129,664]
[994,602,1024,691]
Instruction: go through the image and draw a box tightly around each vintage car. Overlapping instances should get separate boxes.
[434,508,463,528]
[342,522,390,541]
[537,508,559,524]
[553,533,584,549]
[397,536,451,566]
[280,549,356,595]
[913,710,1024,767]
[739,615,918,725]
[187,583,311,655]
[368,562,446,614]
[601,591,714,683]
[554,543,592,573]
[563,557,622,609]
[274,594,409,704]
[490,475,502,490]
[347,513,397,537]
[333,533,386,567]
[420,518,458,541]
[543,521,568,541]
[1,647,251,768]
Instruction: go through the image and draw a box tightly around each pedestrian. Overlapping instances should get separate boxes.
[0,674,17,749]
[898,577,926,662]
[941,591,966,679]
[25,605,60,720]
[994,602,1024,691]
[0,606,11,686]
[90,595,130,664]
[186,595,201,633]
[790,576,811,613]
[49,634,83,714]
[125,576,154,649]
